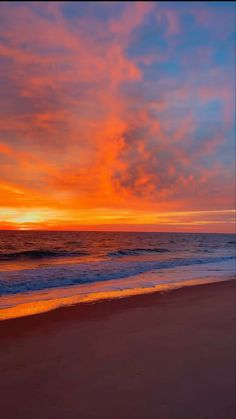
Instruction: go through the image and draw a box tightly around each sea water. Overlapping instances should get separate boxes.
[0,231,235,319]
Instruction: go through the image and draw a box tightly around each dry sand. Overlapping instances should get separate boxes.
[0,280,235,419]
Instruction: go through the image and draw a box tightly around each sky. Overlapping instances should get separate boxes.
[0,1,235,232]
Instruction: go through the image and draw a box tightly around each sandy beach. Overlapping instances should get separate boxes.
[0,280,235,419]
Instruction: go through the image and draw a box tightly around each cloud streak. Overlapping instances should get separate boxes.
[0,2,235,231]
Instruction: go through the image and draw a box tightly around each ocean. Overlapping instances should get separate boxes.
[0,231,235,319]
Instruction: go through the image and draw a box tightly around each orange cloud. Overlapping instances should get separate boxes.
[0,2,234,232]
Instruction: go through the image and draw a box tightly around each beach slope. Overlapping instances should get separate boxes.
[0,281,235,419]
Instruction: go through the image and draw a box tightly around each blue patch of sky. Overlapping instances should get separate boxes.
[127,13,168,59]
[62,2,124,21]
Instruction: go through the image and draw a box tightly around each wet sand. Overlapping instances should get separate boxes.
[0,280,235,419]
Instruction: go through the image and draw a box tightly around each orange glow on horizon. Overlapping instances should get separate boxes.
[0,207,234,233]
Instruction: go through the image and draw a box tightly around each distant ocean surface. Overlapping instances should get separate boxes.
[0,231,235,319]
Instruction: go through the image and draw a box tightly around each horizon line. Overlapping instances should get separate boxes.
[0,229,234,235]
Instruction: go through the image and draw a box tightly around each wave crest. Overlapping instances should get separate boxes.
[0,249,88,261]
[108,248,170,257]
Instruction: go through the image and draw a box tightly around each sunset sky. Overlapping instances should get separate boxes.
[0,1,235,232]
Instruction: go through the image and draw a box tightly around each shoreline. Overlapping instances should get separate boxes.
[1,277,235,331]
[1,258,235,320]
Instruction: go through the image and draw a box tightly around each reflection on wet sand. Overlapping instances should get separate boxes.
[0,270,233,320]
